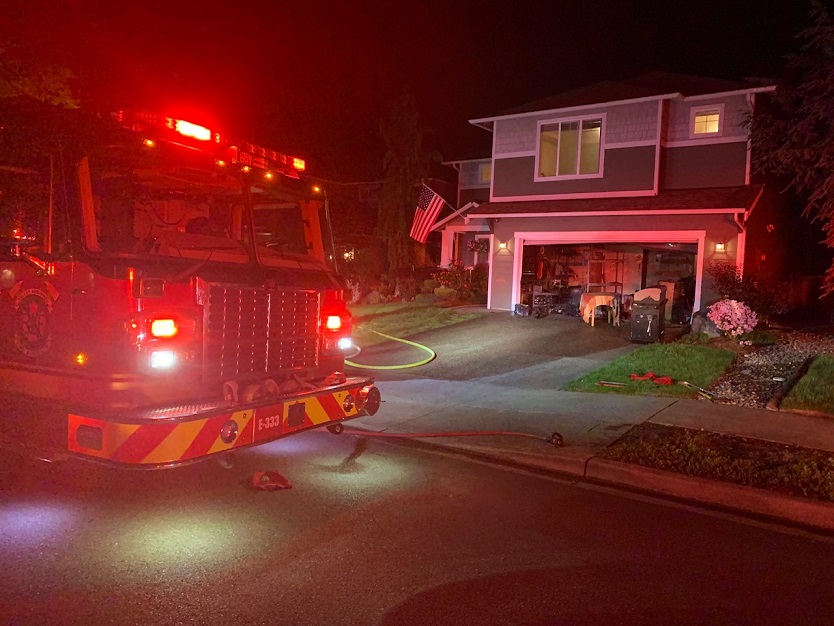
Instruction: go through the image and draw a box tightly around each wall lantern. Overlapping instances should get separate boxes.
[714,241,726,253]
[498,241,508,249]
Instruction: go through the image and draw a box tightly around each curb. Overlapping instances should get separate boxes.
[585,457,834,532]
[346,427,834,532]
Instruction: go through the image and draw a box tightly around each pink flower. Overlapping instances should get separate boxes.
[707,299,758,337]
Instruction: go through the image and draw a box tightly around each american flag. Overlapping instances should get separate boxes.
[409,185,445,243]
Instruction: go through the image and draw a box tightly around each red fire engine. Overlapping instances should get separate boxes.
[0,98,380,467]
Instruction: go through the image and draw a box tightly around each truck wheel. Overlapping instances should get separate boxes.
[326,423,344,435]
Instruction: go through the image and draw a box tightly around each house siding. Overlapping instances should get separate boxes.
[492,146,656,198]
[666,94,749,143]
[493,100,659,155]
[661,142,748,189]
[460,188,490,205]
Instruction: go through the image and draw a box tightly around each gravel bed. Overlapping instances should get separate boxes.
[709,331,834,409]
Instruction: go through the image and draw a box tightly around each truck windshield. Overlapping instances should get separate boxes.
[90,160,310,265]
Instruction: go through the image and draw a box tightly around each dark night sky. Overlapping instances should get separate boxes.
[3,1,830,181]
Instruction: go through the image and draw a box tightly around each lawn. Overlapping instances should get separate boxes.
[348,303,484,347]
[600,422,834,502]
[781,355,834,416]
[563,343,737,398]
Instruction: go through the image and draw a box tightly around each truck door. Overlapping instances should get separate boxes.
[0,155,77,404]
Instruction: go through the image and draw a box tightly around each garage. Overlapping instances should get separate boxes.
[509,230,705,326]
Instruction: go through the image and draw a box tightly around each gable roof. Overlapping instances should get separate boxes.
[466,185,763,219]
[471,72,774,127]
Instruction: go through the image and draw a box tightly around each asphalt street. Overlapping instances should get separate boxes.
[2,429,834,626]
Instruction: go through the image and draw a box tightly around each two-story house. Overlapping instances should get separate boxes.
[435,72,778,321]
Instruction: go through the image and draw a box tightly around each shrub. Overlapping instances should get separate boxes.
[396,274,419,301]
[415,292,440,304]
[707,299,758,337]
[739,329,778,346]
[433,261,469,291]
[434,286,457,301]
[678,332,711,344]
[470,263,489,300]
[422,278,440,294]
[708,262,797,319]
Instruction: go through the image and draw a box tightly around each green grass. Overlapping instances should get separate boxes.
[601,423,834,502]
[348,303,484,347]
[563,343,736,397]
[781,355,834,415]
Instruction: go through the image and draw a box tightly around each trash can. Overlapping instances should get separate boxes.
[630,287,667,343]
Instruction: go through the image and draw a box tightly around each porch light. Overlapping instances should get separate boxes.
[498,241,507,249]
[715,241,726,253]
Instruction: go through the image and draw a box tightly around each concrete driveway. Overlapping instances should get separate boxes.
[349,309,677,454]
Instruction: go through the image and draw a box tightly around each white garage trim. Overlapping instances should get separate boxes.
[510,229,707,312]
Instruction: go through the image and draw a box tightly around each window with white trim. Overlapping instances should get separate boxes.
[689,104,724,138]
[537,117,603,178]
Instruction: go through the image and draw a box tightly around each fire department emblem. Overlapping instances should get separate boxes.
[13,288,53,357]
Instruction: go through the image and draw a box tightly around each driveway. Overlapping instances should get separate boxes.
[353,308,637,386]
[350,309,676,453]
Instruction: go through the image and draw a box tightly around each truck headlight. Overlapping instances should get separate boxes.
[151,350,177,369]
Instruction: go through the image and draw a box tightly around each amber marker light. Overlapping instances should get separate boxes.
[75,353,88,366]
[150,318,178,338]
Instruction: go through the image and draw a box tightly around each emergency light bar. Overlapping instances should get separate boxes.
[114,109,307,179]
[172,119,212,141]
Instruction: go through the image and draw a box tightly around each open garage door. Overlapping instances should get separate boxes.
[511,230,706,321]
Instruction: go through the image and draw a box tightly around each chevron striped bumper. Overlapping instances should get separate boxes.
[67,376,378,467]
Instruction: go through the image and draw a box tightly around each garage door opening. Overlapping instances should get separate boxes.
[519,242,697,323]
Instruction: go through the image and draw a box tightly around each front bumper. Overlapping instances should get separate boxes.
[67,376,379,467]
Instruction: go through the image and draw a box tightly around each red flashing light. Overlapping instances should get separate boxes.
[174,120,212,141]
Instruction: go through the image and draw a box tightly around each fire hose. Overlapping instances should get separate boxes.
[337,427,564,446]
[344,328,437,370]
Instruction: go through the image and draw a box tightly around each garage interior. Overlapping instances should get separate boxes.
[520,242,697,324]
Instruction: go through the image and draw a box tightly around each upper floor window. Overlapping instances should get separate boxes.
[536,116,603,179]
[478,163,491,184]
[690,104,724,138]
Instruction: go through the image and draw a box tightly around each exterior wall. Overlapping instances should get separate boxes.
[460,187,490,206]
[490,100,660,199]
[493,146,656,198]
[660,142,748,189]
[493,100,659,155]
[666,94,749,143]
[488,213,741,311]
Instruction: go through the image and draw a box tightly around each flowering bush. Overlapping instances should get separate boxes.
[433,260,469,290]
[707,299,759,337]
[467,239,489,253]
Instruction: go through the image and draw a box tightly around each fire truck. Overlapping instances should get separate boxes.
[0,98,380,468]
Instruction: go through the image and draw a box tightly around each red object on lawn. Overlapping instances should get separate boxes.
[630,372,656,381]
[251,470,293,491]
[653,376,674,385]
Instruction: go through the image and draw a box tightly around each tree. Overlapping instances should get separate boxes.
[376,87,440,284]
[0,42,78,108]
[749,2,834,294]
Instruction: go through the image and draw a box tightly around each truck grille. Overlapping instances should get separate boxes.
[203,285,319,383]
